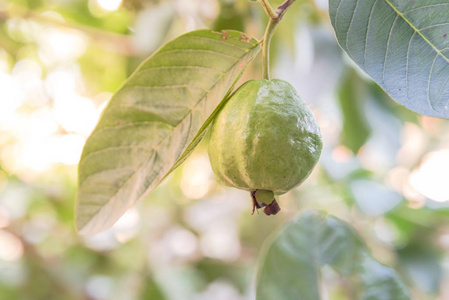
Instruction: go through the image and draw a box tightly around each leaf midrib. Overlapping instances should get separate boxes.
[383,0,449,64]
[78,46,257,229]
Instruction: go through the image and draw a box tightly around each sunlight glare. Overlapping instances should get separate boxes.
[38,28,87,63]
[0,72,24,122]
[0,206,11,229]
[409,150,449,202]
[96,0,122,12]
[50,134,86,165]
[86,276,114,299]
[0,230,24,261]
[181,155,213,199]
[164,227,198,258]
[45,67,81,98]
[113,208,140,243]
[200,221,240,261]
[29,108,59,139]
[53,94,98,136]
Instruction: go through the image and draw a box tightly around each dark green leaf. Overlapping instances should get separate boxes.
[398,244,443,294]
[329,0,449,118]
[76,29,261,235]
[256,210,410,300]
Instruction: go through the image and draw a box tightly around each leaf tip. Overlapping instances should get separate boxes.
[75,201,113,236]
[75,212,97,236]
[75,216,109,236]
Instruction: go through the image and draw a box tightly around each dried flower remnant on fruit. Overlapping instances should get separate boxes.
[250,190,280,215]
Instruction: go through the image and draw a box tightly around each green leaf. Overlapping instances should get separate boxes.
[256,211,410,300]
[338,69,371,153]
[76,29,261,235]
[398,244,443,294]
[329,0,449,118]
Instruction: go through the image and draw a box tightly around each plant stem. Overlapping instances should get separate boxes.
[259,0,296,80]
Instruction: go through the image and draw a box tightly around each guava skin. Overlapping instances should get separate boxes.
[208,79,322,205]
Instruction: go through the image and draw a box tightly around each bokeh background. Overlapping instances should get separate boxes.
[1,0,449,299]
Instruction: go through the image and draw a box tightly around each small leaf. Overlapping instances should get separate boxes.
[256,210,410,300]
[76,29,261,235]
[329,0,449,118]
[338,69,371,153]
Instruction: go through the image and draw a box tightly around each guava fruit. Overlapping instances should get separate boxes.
[208,79,322,215]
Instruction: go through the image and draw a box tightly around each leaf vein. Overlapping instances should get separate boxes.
[403,3,449,15]
[164,35,254,52]
[153,48,240,60]
[86,121,174,142]
[80,145,155,168]
[122,84,209,92]
[364,0,378,69]
[79,167,136,189]
[345,0,361,56]
[333,0,344,32]
[405,32,415,100]
[420,22,449,32]
[383,0,449,63]
[138,65,226,74]
[382,15,399,83]
[427,54,439,110]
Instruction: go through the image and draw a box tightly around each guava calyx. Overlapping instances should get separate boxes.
[251,190,280,216]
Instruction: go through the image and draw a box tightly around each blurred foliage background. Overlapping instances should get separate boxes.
[0,0,449,299]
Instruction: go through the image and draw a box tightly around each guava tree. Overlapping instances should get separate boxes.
[76,0,449,298]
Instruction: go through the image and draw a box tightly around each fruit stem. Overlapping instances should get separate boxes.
[262,20,276,80]
[259,0,296,80]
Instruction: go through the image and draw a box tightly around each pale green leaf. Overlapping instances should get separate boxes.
[76,29,261,235]
[256,210,410,300]
[329,0,449,118]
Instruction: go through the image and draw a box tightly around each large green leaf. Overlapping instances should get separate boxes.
[329,0,449,118]
[76,29,261,235]
[256,211,410,300]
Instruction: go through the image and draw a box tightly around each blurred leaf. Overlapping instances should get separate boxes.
[213,1,245,32]
[79,45,128,93]
[329,0,449,118]
[350,179,402,217]
[55,2,132,33]
[132,3,175,54]
[398,245,442,295]
[338,69,371,153]
[256,210,410,300]
[139,277,167,300]
[196,259,249,292]
[359,256,410,300]
[76,29,261,235]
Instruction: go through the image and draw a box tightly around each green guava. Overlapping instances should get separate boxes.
[208,79,322,215]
